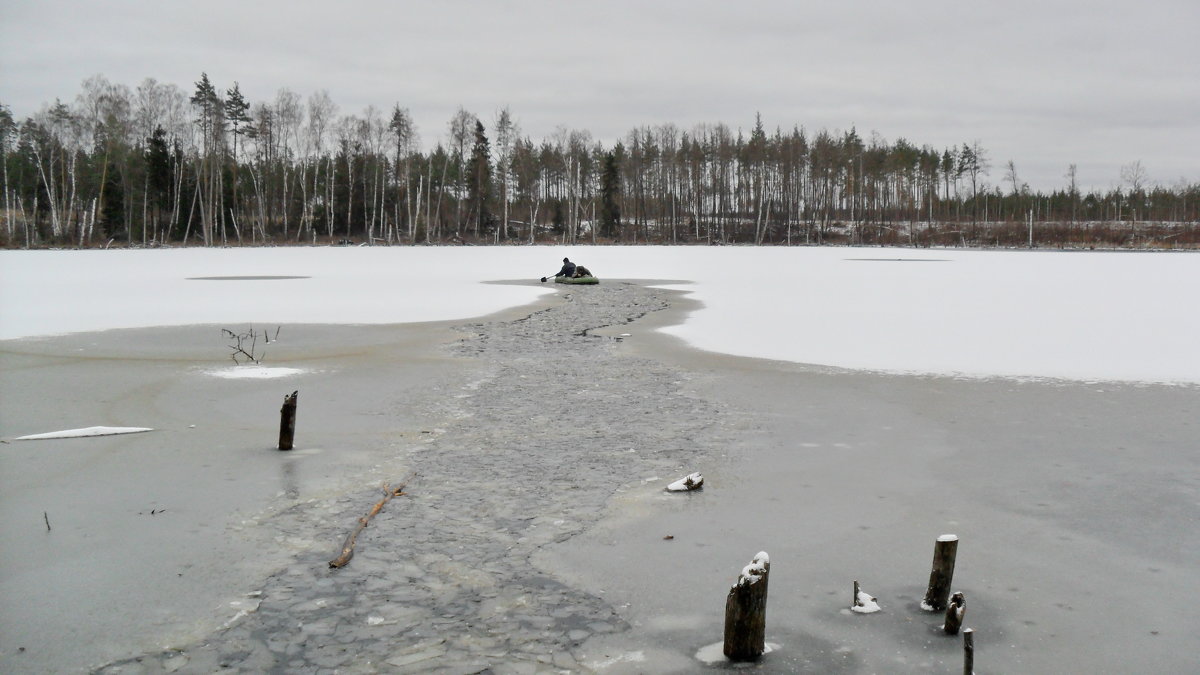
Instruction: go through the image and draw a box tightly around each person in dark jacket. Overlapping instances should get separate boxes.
[554,258,576,278]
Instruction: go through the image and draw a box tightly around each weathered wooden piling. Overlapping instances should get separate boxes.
[943,591,966,635]
[963,627,975,675]
[723,551,770,661]
[278,390,298,450]
[921,534,958,611]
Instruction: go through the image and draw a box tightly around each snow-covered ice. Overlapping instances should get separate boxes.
[204,366,306,379]
[2,246,1197,384]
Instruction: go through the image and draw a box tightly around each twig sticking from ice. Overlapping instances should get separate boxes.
[666,472,703,491]
[16,426,153,440]
[851,590,881,613]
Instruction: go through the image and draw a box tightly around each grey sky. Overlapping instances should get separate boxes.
[2,0,1196,192]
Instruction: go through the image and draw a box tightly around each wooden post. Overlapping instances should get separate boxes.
[853,580,860,608]
[921,534,958,611]
[943,591,965,635]
[723,551,770,661]
[278,390,298,450]
[963,628,975,675]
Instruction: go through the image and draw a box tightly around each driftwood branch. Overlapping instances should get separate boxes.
[328,475,414,569]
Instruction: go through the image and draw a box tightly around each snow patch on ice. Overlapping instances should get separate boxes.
[205,365,305,379]
[16,426,152,440]
[695,641,779,665]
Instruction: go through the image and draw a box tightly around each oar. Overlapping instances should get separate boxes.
[540,273,557,282]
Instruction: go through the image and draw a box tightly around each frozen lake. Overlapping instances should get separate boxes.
[2,246,1198,383]
[1,247,1197,673]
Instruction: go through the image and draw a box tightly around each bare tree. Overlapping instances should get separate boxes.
[447,107,476,235]
[1064,163,1079,224]
[493,106,518,240]
[305,90,337,240]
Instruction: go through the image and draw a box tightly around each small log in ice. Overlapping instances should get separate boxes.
[723,551,770,661]
[666,472,703,492]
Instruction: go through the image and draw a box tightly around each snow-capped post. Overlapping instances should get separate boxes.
[723,551,770,661]
[921,534,958,611]
[963,627,975,674]
[278,390,298,450]
[943,592,965,635]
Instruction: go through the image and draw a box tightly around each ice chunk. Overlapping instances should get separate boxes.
[666,472,703,491]
[16,426,153,440]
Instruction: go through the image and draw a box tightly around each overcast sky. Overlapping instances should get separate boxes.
[2,0,1196,192]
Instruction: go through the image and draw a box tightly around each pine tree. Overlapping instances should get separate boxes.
[388,105,415,240]
[189,73,225,244]
[600,150,622,239]
[465,119,492,237]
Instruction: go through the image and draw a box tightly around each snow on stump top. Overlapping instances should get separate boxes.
[666,472,703,492]
[724,551,770,661]
[15,426,153,441]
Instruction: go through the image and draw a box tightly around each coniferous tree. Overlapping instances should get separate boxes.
[599,150,622,239]
[465,119,492,237]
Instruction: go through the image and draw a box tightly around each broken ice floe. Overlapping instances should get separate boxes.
[16,426,153,440]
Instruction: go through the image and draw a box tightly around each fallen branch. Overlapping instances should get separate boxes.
[328,475,413,569]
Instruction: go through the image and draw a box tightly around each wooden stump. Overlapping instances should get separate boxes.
[723,551,770,661]
[278,390,298,451]
[963,627,975,675]
[921,534,958,611]
[943,592,965,635]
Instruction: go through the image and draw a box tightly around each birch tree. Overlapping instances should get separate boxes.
[493,106,517,240]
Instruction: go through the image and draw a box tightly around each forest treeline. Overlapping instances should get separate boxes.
[2,74,1197,250]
